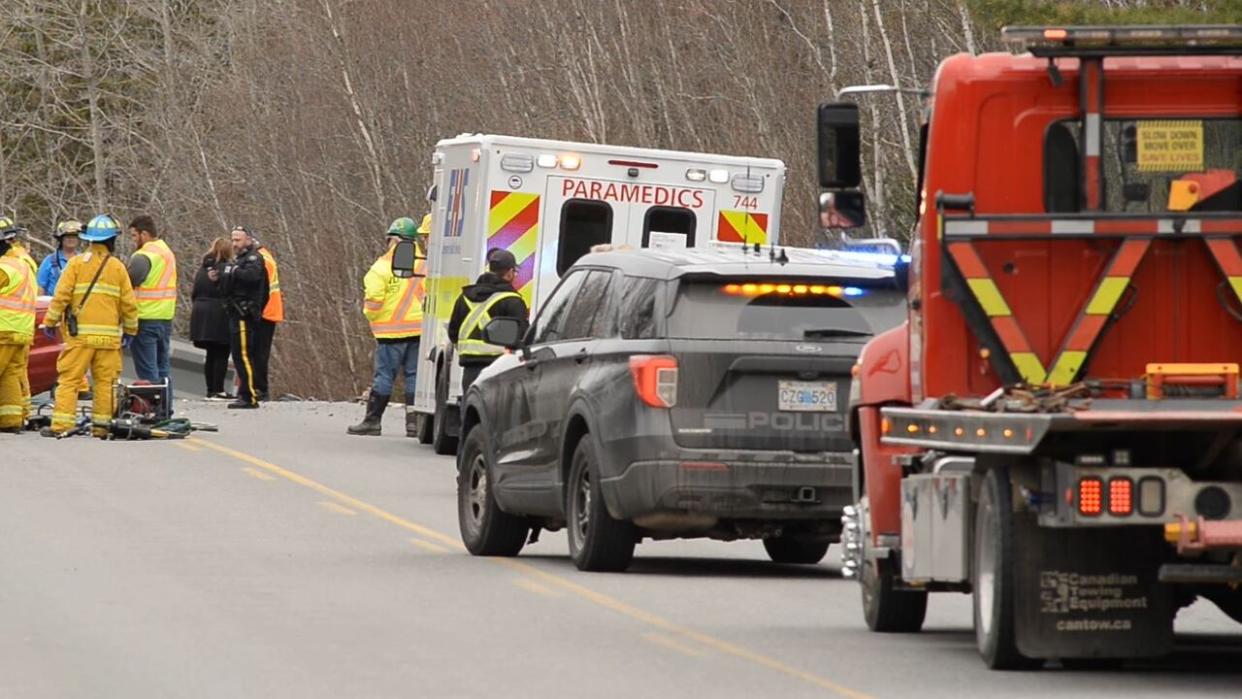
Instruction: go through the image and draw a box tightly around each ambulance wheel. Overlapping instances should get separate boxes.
[415,413,434,445]
[974,466,1040,670]
[858,496,926,633]
[432,367,458,455]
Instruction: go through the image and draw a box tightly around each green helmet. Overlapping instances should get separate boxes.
[386,217,418,240]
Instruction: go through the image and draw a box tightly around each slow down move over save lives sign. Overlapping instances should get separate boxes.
[1136,120,1204,172]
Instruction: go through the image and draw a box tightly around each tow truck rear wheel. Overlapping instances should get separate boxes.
[974,466,1040,670]
[858,497,927,632]
[415,413,434,444]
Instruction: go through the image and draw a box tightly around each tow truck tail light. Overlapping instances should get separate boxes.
[629,355,678,408]
[1078,477,1103,516]
[1108,478,1133,516]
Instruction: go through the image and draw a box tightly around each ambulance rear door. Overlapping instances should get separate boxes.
[534,173,715,307]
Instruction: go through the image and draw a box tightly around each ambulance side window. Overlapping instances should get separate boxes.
[558,199,613,275]
[642,207,696,249]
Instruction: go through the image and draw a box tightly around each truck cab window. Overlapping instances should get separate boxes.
[558,200,612,275]
[1044,122,1081,213]
[642,206,696,249]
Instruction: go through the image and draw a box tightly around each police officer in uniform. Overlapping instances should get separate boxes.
[447,249,528,394]
[219,226,269,409]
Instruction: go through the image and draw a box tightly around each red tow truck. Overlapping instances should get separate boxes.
[822,26,1242,668]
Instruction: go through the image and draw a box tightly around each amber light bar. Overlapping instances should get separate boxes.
[721,282,864,298]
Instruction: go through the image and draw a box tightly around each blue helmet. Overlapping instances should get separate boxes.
[82,214,120,242]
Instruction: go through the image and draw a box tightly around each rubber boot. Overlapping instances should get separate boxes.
[404,393,418,438]
[347,392,389,436]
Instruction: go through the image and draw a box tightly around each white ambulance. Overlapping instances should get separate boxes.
[413,133,786,453]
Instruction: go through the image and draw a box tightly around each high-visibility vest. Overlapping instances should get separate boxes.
[258,247,284,322]
[363,250,425,340]
[0,254,36,344]
[134,238,177,320]
[457,291,522,359]
[12,244,37,277]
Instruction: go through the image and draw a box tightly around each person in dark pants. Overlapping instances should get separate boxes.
[190,238,233,399]
[447,249,528,395]
[219,226,269,409]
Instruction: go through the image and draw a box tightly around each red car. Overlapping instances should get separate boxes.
[28,297,61,395]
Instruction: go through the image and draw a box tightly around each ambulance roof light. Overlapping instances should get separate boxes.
[536,154,558,169]
[732,174,764,194]
[708,169,729,184]
[686,168,707,182]
[560,154,581,171]
[500,153,535,173]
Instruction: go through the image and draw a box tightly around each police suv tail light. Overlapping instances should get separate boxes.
[629,355,678,408]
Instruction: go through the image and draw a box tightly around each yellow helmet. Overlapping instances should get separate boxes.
[417,213,432,236]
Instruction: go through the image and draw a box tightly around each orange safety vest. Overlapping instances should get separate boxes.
[258,247,283,322]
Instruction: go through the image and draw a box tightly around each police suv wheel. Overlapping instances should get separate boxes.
[566,436,635,572]
[457,428,527,556]
[974,466,1040,670]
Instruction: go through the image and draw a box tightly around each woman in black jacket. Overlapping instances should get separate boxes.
[190,238,234,398]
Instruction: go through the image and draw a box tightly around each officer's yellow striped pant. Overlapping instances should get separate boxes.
[51,345,121,435]
[0,343,26,430]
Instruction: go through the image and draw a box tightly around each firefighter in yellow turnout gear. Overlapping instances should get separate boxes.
[0,220,36,432]
[348,216,427,437]
[2,220,39,426]
[40,215,139,437]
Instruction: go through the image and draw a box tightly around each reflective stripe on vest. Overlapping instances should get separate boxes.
[0,257,36,339]
[457,291,522,358]
[368,259,426,340]
[135,239,177,320]
[258,248,284,322]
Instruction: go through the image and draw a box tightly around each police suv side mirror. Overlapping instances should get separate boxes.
[391,240,419,278]
[817,102,862,189]
[820,191,867,230]
[483,317,525,350]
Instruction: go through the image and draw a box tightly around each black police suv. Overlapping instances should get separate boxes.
[456,247,905,571]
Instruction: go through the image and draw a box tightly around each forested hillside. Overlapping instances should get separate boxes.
[0,0,1232,397]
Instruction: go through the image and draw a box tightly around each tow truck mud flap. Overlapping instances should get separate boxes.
[1015,523,1173,659]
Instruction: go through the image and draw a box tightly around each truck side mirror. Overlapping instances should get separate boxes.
[820,191,866,230]
[893,256,911,295]
[391,240,418,278]
[483,317,525,350]
[817,102,862,189]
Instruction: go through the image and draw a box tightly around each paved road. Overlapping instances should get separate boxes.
[2,402,1239,698]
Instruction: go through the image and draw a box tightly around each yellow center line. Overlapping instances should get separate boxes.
[242,467,276,482]
[511,576,562,598]
[175,441,202,452]
[189,436,872,699]
[318,501,357,516]
[642,632,708,658]
[410,538,449,554]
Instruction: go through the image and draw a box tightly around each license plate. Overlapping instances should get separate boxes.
[778,381,837,412]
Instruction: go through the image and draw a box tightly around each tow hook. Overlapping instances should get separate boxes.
[793,486,818,503]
